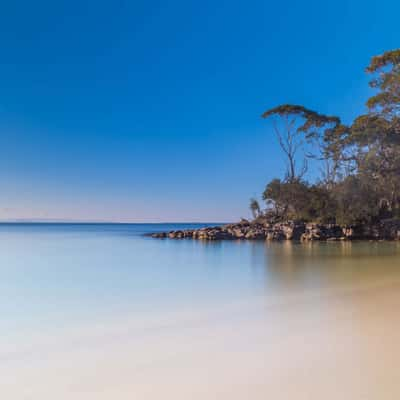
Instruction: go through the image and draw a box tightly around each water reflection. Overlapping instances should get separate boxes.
[253,241,400,296]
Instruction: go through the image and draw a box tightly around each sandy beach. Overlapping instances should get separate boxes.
[2,273,400,399]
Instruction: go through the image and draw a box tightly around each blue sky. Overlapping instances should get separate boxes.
[1,0,399,222]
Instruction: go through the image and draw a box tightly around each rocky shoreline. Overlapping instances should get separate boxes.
[149,219,400,241]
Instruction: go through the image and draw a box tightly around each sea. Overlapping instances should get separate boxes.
[1,223,400,399]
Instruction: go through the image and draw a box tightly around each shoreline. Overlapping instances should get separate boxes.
[148,219,400,242]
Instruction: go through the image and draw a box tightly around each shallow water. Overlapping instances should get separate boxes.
[1,224,400,399]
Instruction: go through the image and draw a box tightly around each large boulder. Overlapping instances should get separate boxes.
[245,228,267,240]
[280,222,305,240]
[266,230,285,241]
[301,223,344,241]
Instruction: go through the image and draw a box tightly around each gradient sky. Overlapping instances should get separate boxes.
[1,0,399,222]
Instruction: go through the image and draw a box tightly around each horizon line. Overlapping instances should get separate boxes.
[0,219,232,224]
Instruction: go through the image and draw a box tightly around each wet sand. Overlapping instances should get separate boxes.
[2,278,400,399]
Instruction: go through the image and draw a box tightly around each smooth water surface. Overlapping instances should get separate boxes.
[1,224,400,399]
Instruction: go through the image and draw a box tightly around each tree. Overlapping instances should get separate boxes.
[262,104,344,185]
[257,48,400,226]
[261,105,309,182]
[249,198,261,219]
[332,176,381,226]
[347,49,400,215]
[307,185,337,224]
[263,178,313,221]
[366,49,400,121]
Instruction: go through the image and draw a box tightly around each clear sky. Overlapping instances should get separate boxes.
[1,0,399,222]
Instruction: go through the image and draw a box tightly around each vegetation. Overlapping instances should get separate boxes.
[252,48,400,226]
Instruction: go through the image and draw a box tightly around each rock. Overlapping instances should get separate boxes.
[232,228,245,238]
[245,229,266,240]
[281,222,305,240]
[168,230,184,239]
[342,227,354,238]
[266,230,285,241]
[149,219,400,242]
[150,232,167,238]
[266,231,274,241]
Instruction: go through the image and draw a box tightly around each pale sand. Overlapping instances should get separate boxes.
[2,279,400,399]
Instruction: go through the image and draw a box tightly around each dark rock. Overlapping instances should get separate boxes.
[245,228,266,240]
[149,219,400,242]
[150,232,167,238]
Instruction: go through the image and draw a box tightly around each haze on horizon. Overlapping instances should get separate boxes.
[1,0,399,222]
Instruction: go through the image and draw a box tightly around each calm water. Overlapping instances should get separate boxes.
[1,223,400,399]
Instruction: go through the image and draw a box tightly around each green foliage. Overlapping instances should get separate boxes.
[307,185,337,224]
[262,179,336,223]
[258,48,400,226]
[332,176,381,226]
[366,49,400,117]
[261,104,340,135]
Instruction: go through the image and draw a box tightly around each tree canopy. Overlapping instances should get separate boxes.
[251,48,400,226]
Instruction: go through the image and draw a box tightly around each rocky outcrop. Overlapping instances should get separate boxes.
[148,218,400,242]
[300,224,344,241]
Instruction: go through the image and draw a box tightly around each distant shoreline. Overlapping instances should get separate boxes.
[0,221,229,225]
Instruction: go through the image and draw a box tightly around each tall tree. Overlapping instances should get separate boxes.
[258,48,400,226]
[349,49,400,215]
[366,49,400,121]
[262,105,344,185]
